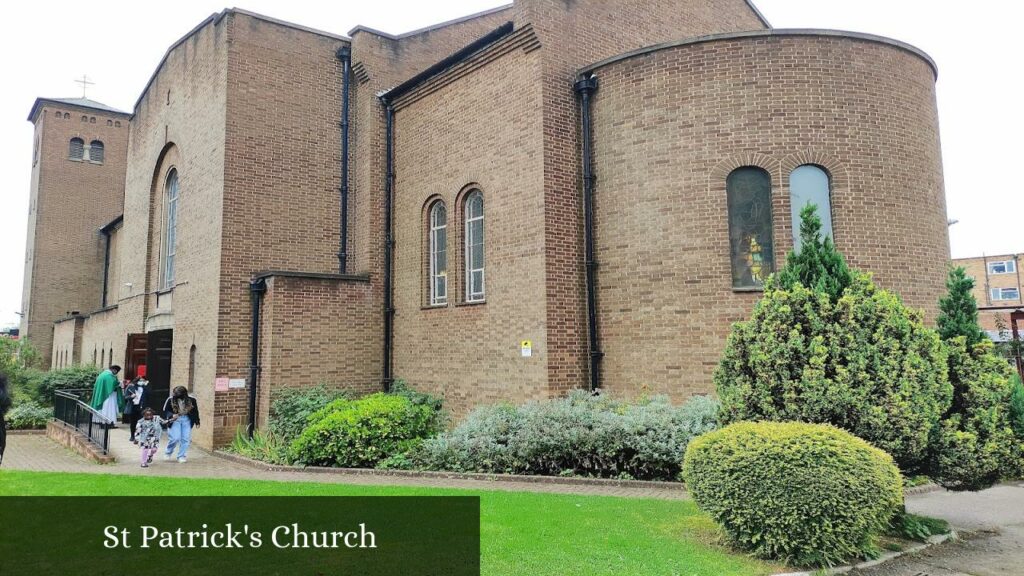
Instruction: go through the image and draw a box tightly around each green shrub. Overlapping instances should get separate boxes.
[775,203,853,302]
[683,421,903,567]
[403,391,719,481]
[390,379,445,428]
[716,273,951,472]
[228,427,289,465]
[289,393,438,468]
[34,365,100,405]
[927,338,1019,490]
[5,400,52,430]
[1009,373,1024,440]
[268,385,349,444]
[888,511,949,542]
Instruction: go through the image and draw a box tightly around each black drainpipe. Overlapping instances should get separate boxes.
[575,74,603,392]
[337,45,352,274]
[101,231,112,308]
[247,277,267,439]
[380,101,396,392]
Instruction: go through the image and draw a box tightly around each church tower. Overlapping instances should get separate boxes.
[21,96,130,366]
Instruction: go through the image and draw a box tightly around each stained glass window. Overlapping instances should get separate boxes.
[727,167,775,289]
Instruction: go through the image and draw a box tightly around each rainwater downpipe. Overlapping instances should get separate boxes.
[101,231,112,308]
[247,277,267,439]
[380,100,396,392]
[575,74,603,392]
[337,45,352,273]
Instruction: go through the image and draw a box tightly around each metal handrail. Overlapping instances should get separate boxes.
[53,389,111,455]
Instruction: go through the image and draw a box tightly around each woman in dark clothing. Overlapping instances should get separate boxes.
[0,373,12,466]
[123,377,148,443]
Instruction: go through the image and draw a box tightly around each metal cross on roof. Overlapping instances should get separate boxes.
[75,74,95,98]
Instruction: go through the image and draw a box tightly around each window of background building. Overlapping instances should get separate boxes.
[69,137,84,160]
[464,190,485,302]
[727,167,775,289]
[991,287,1020,301]
[161,169,179,290]
[988,260,1016,275]
[789,165,833,251]
[429,201,447,306]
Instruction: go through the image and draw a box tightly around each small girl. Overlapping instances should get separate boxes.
[135,407,166,468]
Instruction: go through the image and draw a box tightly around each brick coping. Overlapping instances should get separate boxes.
[212,450,943,496]
[6,429,48,435]
[212,450,687,491]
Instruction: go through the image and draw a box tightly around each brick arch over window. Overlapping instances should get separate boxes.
[455,184,486,303]
[780,151,850,252]
[149,143,182,294]
[710,154,781,290]
[421,195,448,307]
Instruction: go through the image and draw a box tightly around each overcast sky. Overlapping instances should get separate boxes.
[1,1,1021,329]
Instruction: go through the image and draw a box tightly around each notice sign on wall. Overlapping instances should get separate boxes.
[521,340,532,358]
[215,377,229,392]
[229,378,247,389]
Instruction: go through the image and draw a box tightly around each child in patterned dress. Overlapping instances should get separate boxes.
[135,408,166,467]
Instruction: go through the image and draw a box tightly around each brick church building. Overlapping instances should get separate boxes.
[21,0,951,448]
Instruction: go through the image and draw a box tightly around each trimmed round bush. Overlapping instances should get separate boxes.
[683,421,903,567]
[715,273,951,472]
[289,393,437,468]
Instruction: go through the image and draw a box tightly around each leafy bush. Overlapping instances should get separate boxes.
[402,391,720,481]
[33,365,100,405]
[268,385,349,444]
[716,273,950,472]
[228,428,289,465]
[683,421,903,567]
[1010,373,1024,440]
[775,204,853,302]
[927,338,1019,490]
[390,379,445,428]
[888,511,949,542]
[289,393,438,468]
[5,400,52,430]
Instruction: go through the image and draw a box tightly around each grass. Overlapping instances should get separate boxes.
[0,469,778,576]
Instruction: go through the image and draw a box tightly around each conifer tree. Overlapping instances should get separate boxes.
[936,266,987,348]
[775,204,853,301]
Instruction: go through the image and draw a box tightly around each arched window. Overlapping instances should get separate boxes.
[63,113,70,119]
[161,169,180,290]
[789,165,833,251]
[54,110,61,118]
[69,137,84,160]
[727,167,775,289]
[188,345,197,391]
[464,190,485,302]
[115,121,121,127]
[81,115,88,122]
[88,140,104,163]
[428,201,448,305]
[107,120,113,126]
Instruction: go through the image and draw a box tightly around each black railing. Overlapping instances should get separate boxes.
[54,390,111,455]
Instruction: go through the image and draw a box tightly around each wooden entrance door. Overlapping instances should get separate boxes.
[145,329,173,411]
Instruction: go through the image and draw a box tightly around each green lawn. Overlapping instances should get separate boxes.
[0,470,777,576]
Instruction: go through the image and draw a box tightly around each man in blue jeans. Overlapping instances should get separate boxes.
[162,386,201,463]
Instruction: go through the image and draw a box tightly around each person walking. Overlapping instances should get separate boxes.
[0,373,11,467]
[135,408,167,468]
[123,376,148,443]
[90,365,123,427]
[162,386,200,463]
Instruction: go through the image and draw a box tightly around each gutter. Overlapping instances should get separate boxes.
[247,278,267,439]
[337,46,352,273]
[575,75,603,391]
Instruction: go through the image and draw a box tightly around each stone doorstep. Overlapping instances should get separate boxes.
[45,420,115,465]
[212,450,944,497]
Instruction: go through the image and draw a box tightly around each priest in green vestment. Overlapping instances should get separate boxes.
[90,365,124,426]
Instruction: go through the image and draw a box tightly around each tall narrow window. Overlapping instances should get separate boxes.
[161,169,180,290]
[727,167,775,289]
[429,201,448,305]
[464,190,485,302]
[69,137,84,160]
[789,165,833,251]
[89,140,104,164]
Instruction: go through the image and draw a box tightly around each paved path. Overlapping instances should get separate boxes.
[1,431,689,500]
[852,480,1024,576]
